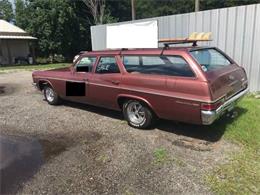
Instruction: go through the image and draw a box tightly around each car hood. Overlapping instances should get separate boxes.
[46,67,71,72]
[32,67,72,79]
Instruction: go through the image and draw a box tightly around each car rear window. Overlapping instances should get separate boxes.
[190,48,232,72]
[123,55,194,77]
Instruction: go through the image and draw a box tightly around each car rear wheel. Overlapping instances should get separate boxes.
[123,100,155,129]
[43,85,60,105]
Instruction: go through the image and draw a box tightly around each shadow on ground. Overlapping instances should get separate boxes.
[61,100,248,143]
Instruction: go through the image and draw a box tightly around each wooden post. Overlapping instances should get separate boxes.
[6,40,12,65]
[131,0,136,20]
[195,0,200,12]
[0,39,2,65]
[31,42,36,64]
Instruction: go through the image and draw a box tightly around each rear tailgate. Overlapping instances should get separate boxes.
[206,65,248,101]
[190,48,248,102]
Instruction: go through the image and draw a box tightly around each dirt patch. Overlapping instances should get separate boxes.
[172,137,213,151]
[0,131,103,194]
[39,131,102,161]
[0,84,17,96]
[0,86,5,94]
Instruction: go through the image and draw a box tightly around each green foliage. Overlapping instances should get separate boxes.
[0,0,14,21]
[135,0,194,19]
[200,0,260,10]
[36,54,65,64]
[15,0,28,29]
[15,0,91,60]
[106,0,131,22]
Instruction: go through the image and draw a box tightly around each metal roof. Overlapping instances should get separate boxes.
[0,20,37,40]
[0,35,37,40]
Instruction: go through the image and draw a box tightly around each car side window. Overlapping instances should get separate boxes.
[76,56,96,72]
[165,56,195,77]
[96,57,120,74]
[123,56,140,66]
[123,55,194,77]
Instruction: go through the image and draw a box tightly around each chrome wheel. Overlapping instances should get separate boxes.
[126,101,146,125]
[45,87,55,102]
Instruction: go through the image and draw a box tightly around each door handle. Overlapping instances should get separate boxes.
[111,80,120,85]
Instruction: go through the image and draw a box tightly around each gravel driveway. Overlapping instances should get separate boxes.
[0,71,236,195]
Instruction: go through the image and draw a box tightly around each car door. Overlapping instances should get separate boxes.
[88,56,122,109]
[65,56,96,103]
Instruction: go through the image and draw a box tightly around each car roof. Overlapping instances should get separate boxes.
[81,46,214,56]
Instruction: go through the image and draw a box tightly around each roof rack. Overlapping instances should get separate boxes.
[159,32,212,48]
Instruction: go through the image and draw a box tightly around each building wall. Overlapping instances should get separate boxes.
[0,39,29,65]
[91,4,260,92]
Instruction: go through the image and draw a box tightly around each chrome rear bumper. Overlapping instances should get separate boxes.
[201,87,249,125]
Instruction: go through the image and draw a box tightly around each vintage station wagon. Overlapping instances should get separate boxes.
[32,44,248,129]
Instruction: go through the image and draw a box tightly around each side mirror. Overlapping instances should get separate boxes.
[73,55,80,63]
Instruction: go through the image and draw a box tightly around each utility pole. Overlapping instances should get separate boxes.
[195,0,200,12]
[131,0,135,20]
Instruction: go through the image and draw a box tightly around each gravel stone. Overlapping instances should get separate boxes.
[0,71,239,195]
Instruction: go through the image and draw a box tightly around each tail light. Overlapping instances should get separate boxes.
[201,99,224,111]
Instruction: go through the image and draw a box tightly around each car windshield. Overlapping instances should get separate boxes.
[190,48,232,72]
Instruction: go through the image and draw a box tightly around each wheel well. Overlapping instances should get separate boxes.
[38,80,51,91]
[117,96,156,116]
[118,97,128,109]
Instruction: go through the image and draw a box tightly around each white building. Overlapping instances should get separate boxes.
[0,19,37,65]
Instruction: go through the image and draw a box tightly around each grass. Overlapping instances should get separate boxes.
[153,147,168,164]
[206,96,260,194]
[0,63,70,72]
[96,154,109,163]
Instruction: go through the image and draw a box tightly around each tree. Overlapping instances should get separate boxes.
[16,0,92,59]
[134,0,194,19]
[81,0,118,24]
[106,0,131,22]
[0,0,14,21]
[200,0,260,10]
[81,0,106,24]
[15,0,27,28]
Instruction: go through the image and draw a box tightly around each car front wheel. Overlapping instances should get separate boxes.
[123,100,155,129]
[43,85,60,105]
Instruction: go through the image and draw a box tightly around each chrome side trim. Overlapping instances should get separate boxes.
[176,100,200,107]
[35,76,87,83]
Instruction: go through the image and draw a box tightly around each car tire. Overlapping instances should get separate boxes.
[123,100,155,129]
[43,85,60,105]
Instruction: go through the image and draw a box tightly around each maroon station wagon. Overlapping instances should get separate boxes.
[32,46,248,129]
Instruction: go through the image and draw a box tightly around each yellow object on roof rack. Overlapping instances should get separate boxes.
[159,32,212,47]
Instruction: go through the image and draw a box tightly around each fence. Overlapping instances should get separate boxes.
[91,4,260,92]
